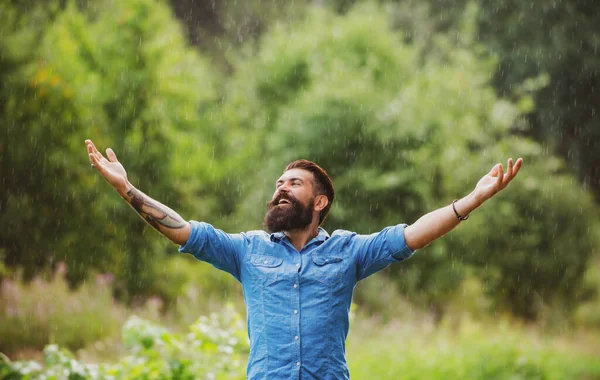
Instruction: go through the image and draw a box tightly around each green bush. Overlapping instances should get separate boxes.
[0,305,248,380]
[0,254,246,358]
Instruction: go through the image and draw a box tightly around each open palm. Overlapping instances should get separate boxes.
[474,158,523,201]
[86,139,128,190]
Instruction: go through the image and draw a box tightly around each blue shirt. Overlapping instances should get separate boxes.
[179,221,415,380]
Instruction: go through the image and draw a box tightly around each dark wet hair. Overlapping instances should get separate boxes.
[284,160,334,225]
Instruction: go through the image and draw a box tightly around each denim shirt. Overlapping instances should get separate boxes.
[179,221,415,380]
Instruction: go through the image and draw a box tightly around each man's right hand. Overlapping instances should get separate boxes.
[86,139,130,193]
[85,139,190,245]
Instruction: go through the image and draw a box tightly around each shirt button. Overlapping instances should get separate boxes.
[293,309,298,314]
[295,335,299,340]
[263,260,268,264]
[293,284,298,288]
[296,362,300,366]
[295,263,300,268]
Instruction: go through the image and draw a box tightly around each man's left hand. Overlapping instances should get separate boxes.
[473,158,523,203]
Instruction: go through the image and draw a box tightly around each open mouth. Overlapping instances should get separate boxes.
[277,199,292,206]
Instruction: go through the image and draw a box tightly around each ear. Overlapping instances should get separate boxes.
[314,194,329,212]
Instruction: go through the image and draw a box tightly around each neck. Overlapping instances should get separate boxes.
[284,220,320,251]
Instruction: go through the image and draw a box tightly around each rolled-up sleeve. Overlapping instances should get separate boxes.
[179,221,246,282]
[355,224,416,281]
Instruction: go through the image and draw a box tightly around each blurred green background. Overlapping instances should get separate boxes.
[1,0,599,378]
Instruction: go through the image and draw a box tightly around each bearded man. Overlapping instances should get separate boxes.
[85,139,523,379]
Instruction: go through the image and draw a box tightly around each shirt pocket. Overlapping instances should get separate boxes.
[250,255,284,284]
[311,254,344,285]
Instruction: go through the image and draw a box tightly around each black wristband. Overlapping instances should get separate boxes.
[452,199,469,221]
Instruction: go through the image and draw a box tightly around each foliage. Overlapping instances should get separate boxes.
[327,0,600,205]
[391,0,600,203]
[218,3,599,319]
[0,0,218,299]
[0,305,248,379]
[0,0,598,329]
[473,0,600,202]
[169,0,309,56]
[455,148,600,319]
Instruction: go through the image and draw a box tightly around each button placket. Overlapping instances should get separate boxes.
[291,259,302,374]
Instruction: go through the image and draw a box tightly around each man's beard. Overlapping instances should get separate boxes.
[264,193,314,233]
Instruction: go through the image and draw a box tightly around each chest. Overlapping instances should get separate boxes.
[240,242,355,289]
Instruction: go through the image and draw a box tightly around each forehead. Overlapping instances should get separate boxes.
[276,168,314,184]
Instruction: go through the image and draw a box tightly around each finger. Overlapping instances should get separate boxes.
[90,154,111,177]
[495,163,504,189]
[503,158,514,186]
[91,141,107,162]
[489,163,501,177]
[86,142,100,159]
[86,139,100,155]
[106,148,118,163]
[512,158,523,177]
[88,141,105,162]
[89,153,102,169]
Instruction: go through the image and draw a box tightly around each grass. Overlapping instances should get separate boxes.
[0,267,128,356]
[347,313,600,379]
[0,265,174,359]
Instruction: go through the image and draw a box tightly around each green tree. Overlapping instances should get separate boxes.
[475,0,600,203]
[0,0,219,300]
[455,149,600,319]
[384,0,600,203]
[218,3,598,319]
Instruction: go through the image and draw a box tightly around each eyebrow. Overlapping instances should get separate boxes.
[276,177,304,186]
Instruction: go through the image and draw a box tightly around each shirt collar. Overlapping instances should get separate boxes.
[269,227,330,243]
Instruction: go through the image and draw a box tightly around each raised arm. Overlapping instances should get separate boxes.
[85,139,191,245]
[404,158,523,250]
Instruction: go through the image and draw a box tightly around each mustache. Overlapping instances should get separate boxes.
[267,193,298,208]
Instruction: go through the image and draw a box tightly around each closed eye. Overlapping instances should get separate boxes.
[275,178,304,189]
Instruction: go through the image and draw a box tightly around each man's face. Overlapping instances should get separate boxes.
[264,169,316,233]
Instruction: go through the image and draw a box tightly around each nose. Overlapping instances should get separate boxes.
[275,184,291,199]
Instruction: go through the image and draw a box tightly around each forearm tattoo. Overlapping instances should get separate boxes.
[127,188,187,231]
